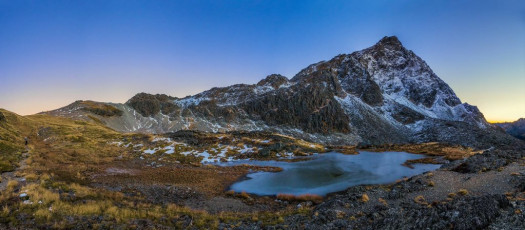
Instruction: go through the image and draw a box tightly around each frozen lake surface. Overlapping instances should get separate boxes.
[217,151,441,196]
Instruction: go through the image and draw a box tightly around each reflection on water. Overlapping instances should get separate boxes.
[217,151,441,196]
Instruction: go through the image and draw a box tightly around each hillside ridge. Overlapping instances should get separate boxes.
[42,36,515,148]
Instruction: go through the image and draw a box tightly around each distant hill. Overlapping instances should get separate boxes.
[493,118,525,141]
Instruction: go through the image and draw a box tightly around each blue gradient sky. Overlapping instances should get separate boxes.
[0,0,524,121]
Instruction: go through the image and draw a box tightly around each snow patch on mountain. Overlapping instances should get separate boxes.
[174,96,209,108]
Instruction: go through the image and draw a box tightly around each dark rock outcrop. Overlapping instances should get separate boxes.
[244,73,351,134]
[126,93,178,117]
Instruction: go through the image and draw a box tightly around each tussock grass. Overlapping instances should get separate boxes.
[24,173,38,181]
[238,191,251,199]
[458,189,469,196]
[24,183,60,205]
[69,183,95,198]
[378,198,388,206]
[364,142,479,160]
[414,195,426,205]
[361,193,369,202]
[6,180,19,192]
[34,208,53,221]
[17,183,220,227]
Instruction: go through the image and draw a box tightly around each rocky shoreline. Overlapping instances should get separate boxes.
[222,145,525,230]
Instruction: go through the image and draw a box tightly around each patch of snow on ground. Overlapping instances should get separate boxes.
[164,146,175,154]
[277,152,294,158]
[143,148,158,154]
[178,144,254,163]
[152,137,171,142]
[111,141,133,148]
[239,145,252,154]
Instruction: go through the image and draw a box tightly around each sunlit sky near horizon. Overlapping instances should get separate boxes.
[0,0,524,122]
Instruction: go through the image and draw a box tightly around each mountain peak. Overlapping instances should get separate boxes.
[257,74,289,88]
[374,36,404,50]
[43,36,507,147]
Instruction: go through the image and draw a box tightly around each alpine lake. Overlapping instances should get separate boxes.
[216,151,441,196]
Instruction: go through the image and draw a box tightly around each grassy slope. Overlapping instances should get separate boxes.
[1,108,123,172]
[0,110,304,229]
[0,109,35,172]
[23,113,124,184]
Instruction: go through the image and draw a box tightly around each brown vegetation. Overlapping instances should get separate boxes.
[414,195,427,205]
[378,198,388,206]
[361,193,369,202]
[364,142,479,160]
[458,189,469,196]
[276,193,323,203]
[79,101,123,117]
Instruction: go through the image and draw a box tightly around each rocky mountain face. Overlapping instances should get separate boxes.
[43,36,516,147]
[494,118,525,141]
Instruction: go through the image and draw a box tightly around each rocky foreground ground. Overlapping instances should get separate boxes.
[0,108,524,229]
[1,135,524,229]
